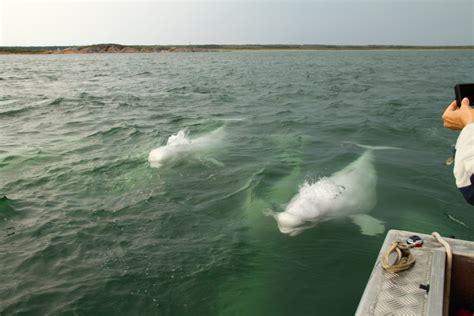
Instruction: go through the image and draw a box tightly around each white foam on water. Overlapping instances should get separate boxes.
[148,127,224,169]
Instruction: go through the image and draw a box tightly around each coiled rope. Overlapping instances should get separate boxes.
[381,240,416,273]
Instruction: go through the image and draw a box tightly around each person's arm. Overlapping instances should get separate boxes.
[442,98,474,204]
[455,123,474,204]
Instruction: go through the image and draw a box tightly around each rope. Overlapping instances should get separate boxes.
[432,232,452,316]
[381,240,416,273]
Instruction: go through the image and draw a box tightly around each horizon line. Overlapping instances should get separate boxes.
[2,43,474,48]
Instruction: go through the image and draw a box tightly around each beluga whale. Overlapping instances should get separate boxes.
[273,145,398,236]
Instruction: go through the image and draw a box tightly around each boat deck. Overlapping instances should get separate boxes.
[356,229,474,316]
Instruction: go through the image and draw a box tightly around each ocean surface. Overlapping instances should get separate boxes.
[1,51,473,315]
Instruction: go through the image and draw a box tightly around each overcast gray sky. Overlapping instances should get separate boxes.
[1,0,473,46]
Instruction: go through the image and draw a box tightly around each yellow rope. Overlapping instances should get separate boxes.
[381,240,416,273]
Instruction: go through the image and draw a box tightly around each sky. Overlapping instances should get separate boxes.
[1,0,473,46]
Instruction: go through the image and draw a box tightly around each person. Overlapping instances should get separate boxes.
[442,97,474,205]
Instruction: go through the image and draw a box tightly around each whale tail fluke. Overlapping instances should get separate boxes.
[343,142,400,151]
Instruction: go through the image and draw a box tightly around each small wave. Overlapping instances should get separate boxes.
[87,124,142,138]
[45,75,59,81]
[7,76,30,80]
[149,113,167,120]
[216,94,236,102]
[0,105,35,117]
[78,92,91,98]
[0,196,17,218]
[80,157,144,176]
[0,98,66,116]
[167,116,185,124]
[0,99,19,107]
[220,167,265,200]
[387,99,408,107]
[135,71,152,76]
[78,92,105,103]
[193,87,213,94]
[113,94,141,107]
[117,102,132,108]
[48,97,64,106]
[445,213,469,228]
[0,154,22,165]
[166,86,189,93]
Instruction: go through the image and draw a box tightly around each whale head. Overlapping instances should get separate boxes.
[273,212,309,236]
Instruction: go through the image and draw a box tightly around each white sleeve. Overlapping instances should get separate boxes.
[454,123,474,205]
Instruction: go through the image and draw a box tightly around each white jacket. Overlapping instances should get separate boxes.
[454,123,474,205]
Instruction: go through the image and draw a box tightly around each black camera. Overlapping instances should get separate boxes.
[454,83,474,107]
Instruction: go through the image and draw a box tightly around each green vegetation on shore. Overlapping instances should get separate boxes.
[1,43,473,54]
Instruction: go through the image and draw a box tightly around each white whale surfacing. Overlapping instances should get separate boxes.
[274,150,386,236]
[148,127,224,168]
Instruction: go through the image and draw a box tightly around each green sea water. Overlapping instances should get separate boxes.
[1,51,474,315]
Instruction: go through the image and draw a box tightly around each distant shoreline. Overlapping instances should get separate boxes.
[1,43,473,55]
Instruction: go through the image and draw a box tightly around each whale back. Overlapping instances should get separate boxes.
[328,150,377,216]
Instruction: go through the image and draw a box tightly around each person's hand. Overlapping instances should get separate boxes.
[442,98,474,130]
